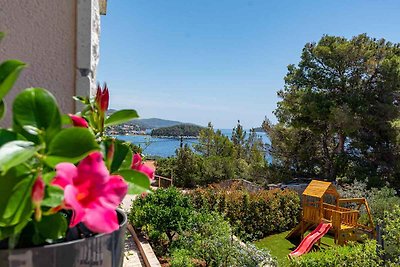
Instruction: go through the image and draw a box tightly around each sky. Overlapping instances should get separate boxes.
[97,0,400,129]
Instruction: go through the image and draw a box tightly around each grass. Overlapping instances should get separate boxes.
[254,230,336,266]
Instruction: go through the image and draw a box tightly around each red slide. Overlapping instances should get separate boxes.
[289,223,331,257]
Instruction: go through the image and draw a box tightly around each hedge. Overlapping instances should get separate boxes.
[189,184,301,240]
[289,240,382,267]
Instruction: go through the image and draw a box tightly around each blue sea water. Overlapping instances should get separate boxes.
[116,129,270,158]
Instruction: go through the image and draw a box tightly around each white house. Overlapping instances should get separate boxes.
[0,0,107,124]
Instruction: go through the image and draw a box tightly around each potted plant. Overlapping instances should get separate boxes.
[0,33,153,266]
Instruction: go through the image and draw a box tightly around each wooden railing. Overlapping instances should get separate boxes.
[154,174,173,188]
[331,210,359,229]
[323,203,352,212]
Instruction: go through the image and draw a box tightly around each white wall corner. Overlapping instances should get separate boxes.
[76,0,101,111]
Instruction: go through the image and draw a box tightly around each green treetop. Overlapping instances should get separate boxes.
[264,34,400,186]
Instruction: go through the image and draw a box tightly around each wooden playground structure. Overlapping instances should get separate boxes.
[287,180,375,245]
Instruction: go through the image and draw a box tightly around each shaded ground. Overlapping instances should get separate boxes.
[254,230,335,266]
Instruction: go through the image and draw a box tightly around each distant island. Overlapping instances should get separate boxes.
[105,111,202,136]
[151,124,204,138]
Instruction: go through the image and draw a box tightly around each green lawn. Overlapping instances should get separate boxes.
[254,230,336,266]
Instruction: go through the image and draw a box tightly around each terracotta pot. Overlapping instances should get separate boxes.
[0,209,127,267]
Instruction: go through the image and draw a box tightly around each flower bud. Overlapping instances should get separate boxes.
[69,114,89,128]
[95,83,109,112]
[32,176,45,221]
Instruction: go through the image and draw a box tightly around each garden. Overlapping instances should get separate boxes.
[2,28,400,267]
[129,181,400,267]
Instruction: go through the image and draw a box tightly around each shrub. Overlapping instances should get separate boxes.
[129,187,194,255]
[130,187,277,266]
[189,185,301,240]
[369,187,400,223]
[170,249,195,267]
[235,242,278,267]
[289,240,382,267]
[381,205,400,264]
[338,180,400,223]
[172,211,277,267]
[174,211,235,266]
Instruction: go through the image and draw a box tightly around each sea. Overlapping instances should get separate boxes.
[116,129,270,158]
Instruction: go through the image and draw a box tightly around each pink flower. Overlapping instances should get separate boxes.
[69,114,89,128]
[32,176,45,221]
[51,152,128,233]
[131,153,155,180]
[95,83,109,112]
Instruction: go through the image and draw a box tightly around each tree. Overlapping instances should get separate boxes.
[194,122,234,157]
[175,144,200,187]
[232,120,246,159]
[264,34,400,186]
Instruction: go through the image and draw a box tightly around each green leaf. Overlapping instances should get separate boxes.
[0,60,25,99]
[41,185,64,208]
[44,127,99,167]
[0,129,18,146]
[0,99,5,120]
[0,169,34,227]
[110,140,132,173]
[0,32,4,42]
[105,109,139,127]
[116,169,150,195]
[61,114,72,125]
[12,87,61,144]
[0,219,30,243]
[34,213,67,243]
[0,140,39,174]
[42,171,56,184]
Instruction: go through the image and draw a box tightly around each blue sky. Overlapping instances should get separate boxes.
[97,0,400,128]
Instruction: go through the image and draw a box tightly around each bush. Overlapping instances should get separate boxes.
[189,184,301,240]
[235,242,278,267]
[130,187,277,266]
[170,249,195,267]
[289,240,382,267]
[172,211,277,267]
[381,205,400,264]
[129,187,194,255]
[338,180,400,223]
[173,212,236,266]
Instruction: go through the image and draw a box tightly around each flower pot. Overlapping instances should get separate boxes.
[0,209,127,267]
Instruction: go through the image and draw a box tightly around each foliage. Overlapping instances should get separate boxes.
[337,180,400,223]
[289,240,382,267]
[264,34,400,187]
[193,122,235,158]
[129,187,194,254]
[381,205,400,264]
[170,249,195,267]
[130,187,276,266]
[151,124,204,137]
[157,122,268,187]
[174,145,202,187]
[0,35,150,249]
[173,212,277,267]
[189,185,301,240]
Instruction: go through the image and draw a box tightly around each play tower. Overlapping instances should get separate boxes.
[287,180,375,250]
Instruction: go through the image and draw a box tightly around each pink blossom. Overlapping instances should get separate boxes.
[32,176,45,221]
[131,153,155,180]
[51,152,128,233]
[69,114,89,128]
